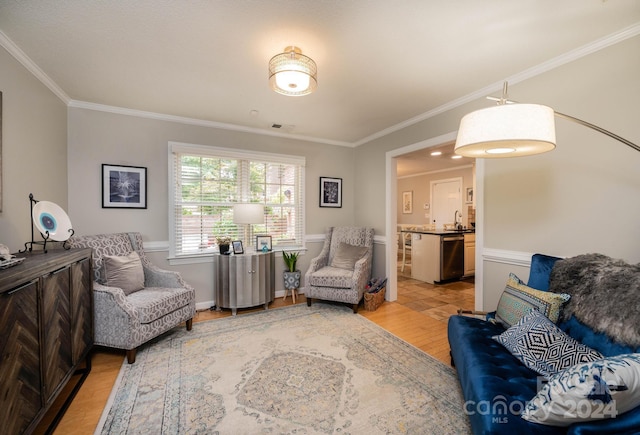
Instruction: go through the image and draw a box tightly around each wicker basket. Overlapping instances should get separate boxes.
[363,287,386,311]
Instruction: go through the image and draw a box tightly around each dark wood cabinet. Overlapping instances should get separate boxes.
[0,249,93,435]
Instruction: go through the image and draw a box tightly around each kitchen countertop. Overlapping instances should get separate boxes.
[401,229,475,235]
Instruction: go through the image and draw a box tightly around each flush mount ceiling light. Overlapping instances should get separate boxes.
[455,82,639,158]
[269,46,317,96]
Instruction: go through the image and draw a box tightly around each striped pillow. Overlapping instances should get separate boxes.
[494,273,570,328]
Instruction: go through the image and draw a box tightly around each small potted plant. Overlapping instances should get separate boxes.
[215,235,232,255]
[282,251,301,295]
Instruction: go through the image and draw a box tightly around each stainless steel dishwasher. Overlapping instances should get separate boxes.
[440,234,464,281]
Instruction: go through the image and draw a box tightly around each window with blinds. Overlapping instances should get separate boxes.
[169,142,305,258]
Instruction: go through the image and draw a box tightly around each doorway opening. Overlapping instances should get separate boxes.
[384,132,482,311]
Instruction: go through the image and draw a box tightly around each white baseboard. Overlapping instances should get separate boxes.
[195,289,306,312]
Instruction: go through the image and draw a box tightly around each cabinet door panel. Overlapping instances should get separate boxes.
[71,258,93,364]
[41,267,72,403]
[0,280,41,435]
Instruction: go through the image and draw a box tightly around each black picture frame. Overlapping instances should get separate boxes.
[256,235,272,252]
[319,176,342,208]
[102,164,147,209]
[232,240,244,254]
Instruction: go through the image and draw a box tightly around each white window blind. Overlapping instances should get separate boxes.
[169,142,305,258]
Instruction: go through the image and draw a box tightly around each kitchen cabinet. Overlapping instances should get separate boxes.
[410,233,440,284]
[0,249,93,435]
[213,251,275,315]
[464,233,476,277]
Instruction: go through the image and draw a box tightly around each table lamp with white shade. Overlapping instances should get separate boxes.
[233,203,265,251]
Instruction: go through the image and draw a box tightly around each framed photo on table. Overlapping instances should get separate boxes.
[256,235,272,252]
[232,240,244,254]
[102,164,147,208]
[319,177,342,208]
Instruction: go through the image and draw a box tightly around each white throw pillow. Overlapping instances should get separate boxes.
[522,354,640,426]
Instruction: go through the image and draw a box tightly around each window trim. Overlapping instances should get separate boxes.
[168,141,306,262]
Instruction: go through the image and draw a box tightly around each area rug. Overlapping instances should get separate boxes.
[96,304,471,434]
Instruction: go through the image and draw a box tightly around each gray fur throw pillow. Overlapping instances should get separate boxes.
[549,253,640,347]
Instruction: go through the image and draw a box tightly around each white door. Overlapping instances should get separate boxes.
[431,178,462,229]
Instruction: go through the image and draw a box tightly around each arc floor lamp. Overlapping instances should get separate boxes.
[455,82,640,157]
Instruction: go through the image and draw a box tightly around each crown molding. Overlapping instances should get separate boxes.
[2,22,638,148]
[0,29,70,104]
[67,100,352,147]
[353,22,640,147]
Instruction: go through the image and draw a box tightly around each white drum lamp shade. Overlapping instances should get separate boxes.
[455,104,557,158]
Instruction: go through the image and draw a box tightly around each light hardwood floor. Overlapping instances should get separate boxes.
[46,273,474,434]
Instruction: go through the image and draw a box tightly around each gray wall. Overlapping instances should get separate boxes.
[354,34,640,310]
[0,47,68,252]
[66,108,362,305]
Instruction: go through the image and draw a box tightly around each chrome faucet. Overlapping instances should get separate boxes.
[454,210,462,229]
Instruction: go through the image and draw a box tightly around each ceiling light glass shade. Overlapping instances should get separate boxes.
[455,104,557,158]
[269,46,317,96]
[233,203,264,224]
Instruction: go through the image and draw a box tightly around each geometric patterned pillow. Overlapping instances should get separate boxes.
[493,309,604,378]
[494,273,570,328]
[522,354,640,426]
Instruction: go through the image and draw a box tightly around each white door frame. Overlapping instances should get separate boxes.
[385,131,484,311]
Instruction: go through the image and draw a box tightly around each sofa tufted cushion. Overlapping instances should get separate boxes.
[522,354,640,426]
[494,309,604,378]
[448,315,563,435]
[494,273,570,328]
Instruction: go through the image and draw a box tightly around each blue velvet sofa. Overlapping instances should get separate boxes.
[448,254,640,434]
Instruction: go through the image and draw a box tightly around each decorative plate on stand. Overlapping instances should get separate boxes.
[32,201,73,242]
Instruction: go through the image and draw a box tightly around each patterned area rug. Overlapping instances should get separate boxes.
[96,304,471,434]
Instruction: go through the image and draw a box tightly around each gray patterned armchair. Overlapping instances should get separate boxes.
[70,232,195,363]
[305,227,374,313]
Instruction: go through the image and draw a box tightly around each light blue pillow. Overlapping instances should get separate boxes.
[493,309,603,378]
[522,354,640,426]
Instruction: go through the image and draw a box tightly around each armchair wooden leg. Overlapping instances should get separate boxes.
[352,303,359,314]
[126,349,137,364]
[186,318,193,331]
[306,298,312,307]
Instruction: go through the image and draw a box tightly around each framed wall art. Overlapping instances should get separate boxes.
[256,235,272,252]
[466,187,474,204]
[319,176,342,208]
[102,164,147,208]
[402,191,413,214]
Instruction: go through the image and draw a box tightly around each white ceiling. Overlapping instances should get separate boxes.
[1,1,639,175]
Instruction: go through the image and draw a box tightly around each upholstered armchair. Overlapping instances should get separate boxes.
[305,226,374,313]
[70,232,195,363]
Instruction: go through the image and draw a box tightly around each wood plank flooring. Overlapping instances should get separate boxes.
[47,273,474,435]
